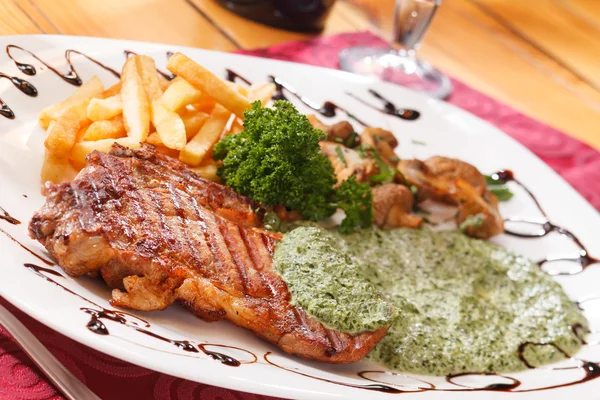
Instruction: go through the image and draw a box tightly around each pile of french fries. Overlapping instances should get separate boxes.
[39,52,276,184]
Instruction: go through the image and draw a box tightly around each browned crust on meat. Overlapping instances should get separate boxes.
[29,143,387,363]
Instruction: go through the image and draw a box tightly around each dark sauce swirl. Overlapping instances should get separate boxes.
[445,372,521,391]
[490,169,598,274]
[225,69,252,86]
[0,99,14,119]
[346,89,420,120]
[1,228,53,265]
[124,50,175,81]
[0,205,21,225]
[270,75,369,126]
[0,45,120,119]
[7,45,120,85]
[264,352,402,393]
[0,73,37,96]
[199,344,241,367]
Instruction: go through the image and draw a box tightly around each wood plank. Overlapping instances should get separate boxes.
[473,0,600,91]
[187,0,360,49]
[25,0,238,51]
[556,0,600,31]
[341,0,600,150]
[0,0,44,35]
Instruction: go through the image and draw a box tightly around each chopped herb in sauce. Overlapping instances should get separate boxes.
[335,146,348,167]
[273,227,396,333]
[459,214,484,232]
[490,187,514,201]
[484,174,514,202]
[274,225,588,375]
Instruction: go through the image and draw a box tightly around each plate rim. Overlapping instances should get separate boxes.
[1,33,599,400]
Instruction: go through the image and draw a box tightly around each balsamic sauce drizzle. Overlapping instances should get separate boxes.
[6,45,120,85]
[225,69,251,86]
[576,295,600,309]
[269,75,369,127]
[264,352,402,394]
[0,46,184,119]
[24,260,248,365]
[490,169,598,273]
[123,50,175,81]
[199,344,242,367]
[0,98,14,119]
[346,89,420,121]
[13,243,600,391]
[24,262,62,277]
[0,45,119,119]
[0,72,37,96]
[1,227,54,265]
[0,45,596,392]
[0,205,21,225]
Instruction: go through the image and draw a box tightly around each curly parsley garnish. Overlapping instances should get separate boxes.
[213,100,373,233]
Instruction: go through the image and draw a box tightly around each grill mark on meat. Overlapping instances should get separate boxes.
[135,184,164,258]
[186,195,219,278]
[190,195,245,294]
[72,180,95,232]
[292,307,316,339]
[235,225,273,297]
[167,183,186,219]
[167,184,207,276]
[325,328,344,354]
[215,218,249,295]
[238,228,281,298]
[103,154,140,240]
[148,189,176,251]
[201,210,244,294]
[261,233,277,255]
[227,225,271,298]
[28,144,389,364]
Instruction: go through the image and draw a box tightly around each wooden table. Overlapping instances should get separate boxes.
[2,0,599,150]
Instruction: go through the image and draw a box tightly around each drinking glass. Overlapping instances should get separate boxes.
[339,0,452,99]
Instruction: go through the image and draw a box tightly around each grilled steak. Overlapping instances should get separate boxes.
[29,144,387,363]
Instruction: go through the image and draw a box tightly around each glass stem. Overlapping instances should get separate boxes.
[393,0,441,53]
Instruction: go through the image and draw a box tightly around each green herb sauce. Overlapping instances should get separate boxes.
[274,227,397,333]
[273,225,588,376]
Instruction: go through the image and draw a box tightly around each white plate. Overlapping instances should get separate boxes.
[1,35,599,400]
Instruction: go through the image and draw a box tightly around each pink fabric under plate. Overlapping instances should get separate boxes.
[1,31,599,400]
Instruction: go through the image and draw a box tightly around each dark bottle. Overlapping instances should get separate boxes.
[216,0,337,32]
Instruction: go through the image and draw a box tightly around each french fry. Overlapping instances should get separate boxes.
[136,56,163,100]
[167,53,251,118]
[75,121,92,143]
[191,97,216,114]
[87,94,122,121]
[158,75,171,91]
[69,137,140,165]
[249,82,276,105]
[121,56,150,142]
[82,117,126,141]
[137,56,186,150]
[225,81,248,97]
[228,118,244,135]
[178,108,209,140]
[44,108,84,158]
[146,132,164,146]
[191,162,218,181]
[41,149,77,184]
[154,145,180,159]
[161,77,205,112]
[39,76,104,129]
[179,104,231,166]
[103,82,122,98]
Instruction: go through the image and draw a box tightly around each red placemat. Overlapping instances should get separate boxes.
[2,31,600,400]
